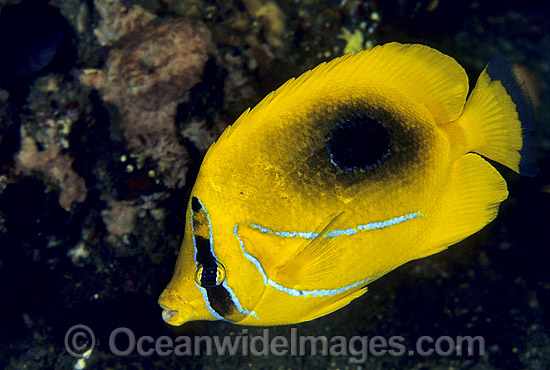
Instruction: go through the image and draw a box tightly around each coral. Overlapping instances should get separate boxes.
[11,73,91,211]
[100,194,140,237]
[6,74,94,211]
[81,17,216,188]
[338,27,364,54]
[99,193,167,257]
[250,1,286,55]
[221,51,260,116]
[92,1,156,47]
[180,118,228,152]
[15,130,87,211]
[67,241,90,266]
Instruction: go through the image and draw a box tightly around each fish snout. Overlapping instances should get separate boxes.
[158,288,202,326]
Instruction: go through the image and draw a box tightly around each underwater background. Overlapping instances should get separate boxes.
[1,0,549,369]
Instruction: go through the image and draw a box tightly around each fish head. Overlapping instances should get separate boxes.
[158,195,268,326]
[158,189,399,326]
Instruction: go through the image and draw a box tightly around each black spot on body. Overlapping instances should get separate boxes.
[325,112,392,172]
[297,102,432,190]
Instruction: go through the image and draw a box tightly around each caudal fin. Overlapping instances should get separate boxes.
[457,57,537,175]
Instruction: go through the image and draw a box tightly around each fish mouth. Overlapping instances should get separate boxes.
[160,307,179,323]
[158,289,193,326]
[158,288,211,326]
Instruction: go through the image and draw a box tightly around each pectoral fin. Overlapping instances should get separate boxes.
[270,212,348,287]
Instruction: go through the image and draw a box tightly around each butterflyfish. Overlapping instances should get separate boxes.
[159,42,536,326]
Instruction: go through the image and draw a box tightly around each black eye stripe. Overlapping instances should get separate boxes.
[206,286,234,317]
[191,196,202,212]
[191,196,247,322]
[195,235,213,265]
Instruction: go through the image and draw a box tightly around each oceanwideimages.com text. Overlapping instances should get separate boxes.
[65,325,485,363]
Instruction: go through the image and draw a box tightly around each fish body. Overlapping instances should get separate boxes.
[159,43,535,326]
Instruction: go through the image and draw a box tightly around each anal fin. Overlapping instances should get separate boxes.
[304,286,368,322]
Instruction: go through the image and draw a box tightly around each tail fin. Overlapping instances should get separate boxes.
[457,57,537,175]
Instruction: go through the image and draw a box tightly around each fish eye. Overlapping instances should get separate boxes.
[195,260,226,288]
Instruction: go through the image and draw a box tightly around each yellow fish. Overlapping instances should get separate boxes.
[158,42,535,326]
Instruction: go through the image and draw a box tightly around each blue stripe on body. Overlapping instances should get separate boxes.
[221,281,257,319]
[233,225,376,298]
[234,224,269,286]
[250,212,421,238]
[248,223,318,239]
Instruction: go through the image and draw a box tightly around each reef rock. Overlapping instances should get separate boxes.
[82,17,216,188]
[92,1,157,47]
[15,130,87,211]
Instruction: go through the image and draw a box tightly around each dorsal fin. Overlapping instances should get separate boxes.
[218,43,469,147]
